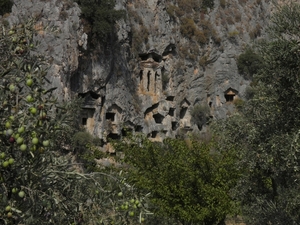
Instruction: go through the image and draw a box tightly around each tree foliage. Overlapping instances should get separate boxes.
[114,135,239,225]
[215,2,300,224]
[75,0,125,42]
[0,0,12,16]
[190,104,211,130]
[0,19,150,225]
[237,47,263,80]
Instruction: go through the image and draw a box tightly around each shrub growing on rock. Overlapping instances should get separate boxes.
[0,0,13,15]
[237,47,263,80]
[191,104,211,129]
[75,0,125,42]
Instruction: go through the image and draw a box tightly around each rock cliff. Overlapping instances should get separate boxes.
[2,0,273,147]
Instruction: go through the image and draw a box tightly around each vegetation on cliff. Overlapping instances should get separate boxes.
[237,47,263,80]
[75,0,125,43]
[0,1,300,225]
[216,2,300,224]
[0,0,12,16]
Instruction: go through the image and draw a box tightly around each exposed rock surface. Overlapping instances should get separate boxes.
[2,0,274,147]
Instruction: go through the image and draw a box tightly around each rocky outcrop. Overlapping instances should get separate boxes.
[4,0,83,100]
[2,0,273,147]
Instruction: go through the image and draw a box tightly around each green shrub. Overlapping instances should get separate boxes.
[166,4,184,19]
[195,29,208,44]
[128,7,143,24]
[202,0,214,9]
[180,17,209,44]
[167,0,214,17]
[199,55,208,67]
[59,10,68,20]
[228,30,239,37]
[244,86,255,100]
[72,131,106,171]
[178,0,201,14]
[191,104,210,129]
[237,47,263,79]
[75,0,125,42]
[131,25,149,56]
[72,131,93,147]
[78,146,106,172]
[93,136,103,146]
[220,0,226,8]
[180,17,197,38]
[0,0,12,15]
[114,134,239,224]
[249,24,262,39]
[198,19,214,44]
[233,98,244,111]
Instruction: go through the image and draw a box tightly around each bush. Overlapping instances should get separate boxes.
[72,131,94,147]
[177,0,201,14]
[198,19,214,44]
[195,29,208,44]
[228,30,239,37]
[180,17,197,39]
[249,24,262,39]
[180,17,209,45]
[166,4,184,19]
[131,25,149,56]
[220,0,226,8]
[190,104,210,129]
[0,0,12,15]
[244,86,255,100]
[199,55,208,67]
[75,0,125,42]
[72,131,106,172]
[72,131,93,152]
[128,7,143,24]
[167,0,215,18]
[237,47,263,79]
[114,135,240,224]
[233,98,244,111]
[202,0,214,9]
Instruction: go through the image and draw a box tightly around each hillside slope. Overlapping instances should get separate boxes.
[1,0,273,146]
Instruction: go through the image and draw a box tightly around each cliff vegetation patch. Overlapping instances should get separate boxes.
[75,0,125,43]
[0,0,13,16]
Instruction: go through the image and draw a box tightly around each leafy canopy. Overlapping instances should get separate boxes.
[114,135,240,225]
[0,18,150,225]
[75,0,125,42]
[0,0,12,16]
[215,2,300,224]
[237,47,263,80]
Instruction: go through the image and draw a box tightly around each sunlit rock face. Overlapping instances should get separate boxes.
[4,0,272,145]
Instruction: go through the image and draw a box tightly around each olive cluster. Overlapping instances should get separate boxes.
[0,20,59,223]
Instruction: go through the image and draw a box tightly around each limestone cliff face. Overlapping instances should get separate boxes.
[5,0,83,100]
[3,0,273,145]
